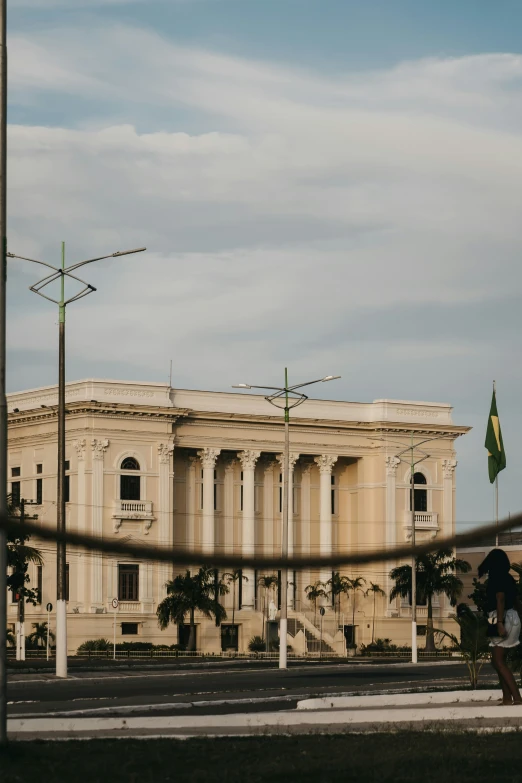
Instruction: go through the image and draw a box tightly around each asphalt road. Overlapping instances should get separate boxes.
[7,661,499,718]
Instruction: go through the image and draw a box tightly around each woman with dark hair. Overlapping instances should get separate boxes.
[478,548,522,705]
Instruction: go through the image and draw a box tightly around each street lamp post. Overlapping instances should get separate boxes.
[8,242,146,678]
[233,369,340,669]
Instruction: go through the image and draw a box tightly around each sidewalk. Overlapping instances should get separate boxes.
[7,689,519,739]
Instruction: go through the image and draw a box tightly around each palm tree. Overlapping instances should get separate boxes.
[389,548,471,652]
[222,569,248,627]
[325,572,348,623]
[27,622,55,650]
[344,576,366,646]
[7,493,43,606]
[365,582,386,644]
[305,581,327,625]
[157,567,228,651]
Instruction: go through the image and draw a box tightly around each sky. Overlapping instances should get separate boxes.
[6,0,522,526]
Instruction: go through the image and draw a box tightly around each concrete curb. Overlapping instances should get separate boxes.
[297,689,502,710]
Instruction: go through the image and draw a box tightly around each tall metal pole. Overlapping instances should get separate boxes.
[279,367,289,670]
[55,241,67,678]
[0,0,8,746]
[410,431,417,664]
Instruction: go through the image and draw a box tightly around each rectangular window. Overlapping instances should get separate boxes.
[64,475,70,503]
[214,482,218,511]
[36,478,43,505]
[331,475,336,515]
[118,564,139,601]
[240,484,244,511]
[37,565,43,604]
[65,564,69,602]
[200,483,204,510]
[64,460,70,471]
[11,467,20,477]
[121,622,138,636]
[36,463,43,474]
[11,481,20,506]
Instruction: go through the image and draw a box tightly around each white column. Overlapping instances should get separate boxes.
[224,458,236,554]
[91,439,109,609]
[74,439,86,609]
[186,456,198,553]
[314,455,338,585]
[158,443,174,597]
[238,450,261,609]
[442,459,457,539]
[276,453,299,557]
[197,448,221,555]
[300,462,313,610]
[263,461,276,556]
[385,455,400,611]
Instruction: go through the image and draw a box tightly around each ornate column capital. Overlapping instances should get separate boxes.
[442,458,457,479]
[197,447,221,469]
[158,443,174,464]
[224,457,237,475]
[276,453,299,471]
[262,458,278,474]
[74,438,86,461]
[386,455,401,476]
[300,460,314,476]
[237,450,261,471]
[314,454,338,475]
[91,438,109,460]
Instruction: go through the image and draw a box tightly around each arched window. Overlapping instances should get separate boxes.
[410,472,427,512]
[120,457,141,501]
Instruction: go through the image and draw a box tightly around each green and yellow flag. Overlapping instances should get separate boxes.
[485,389,506,483]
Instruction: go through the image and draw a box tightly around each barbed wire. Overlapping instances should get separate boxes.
[2,510,520,570]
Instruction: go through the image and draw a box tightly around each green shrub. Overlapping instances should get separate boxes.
[248,635,266,652]
[77,638,111,653]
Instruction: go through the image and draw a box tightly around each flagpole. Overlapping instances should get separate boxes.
[494,380,498,547]
[495,476,499,548]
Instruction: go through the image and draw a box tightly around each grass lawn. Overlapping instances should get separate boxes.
[2,734,522,783]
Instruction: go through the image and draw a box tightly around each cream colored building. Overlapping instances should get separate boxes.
[6,379,469,654]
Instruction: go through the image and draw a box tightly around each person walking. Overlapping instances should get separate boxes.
[478,548,522,705]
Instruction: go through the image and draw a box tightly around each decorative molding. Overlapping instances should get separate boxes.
[276,452,299,471]
[237,450,261,471]
[314,454,338,475]
[263,459,278,474]
[385,455,401,476]
[91,438,109,460]
[158,443,174,464]
[197,447,221,469]
[74,438,86,461]
[442,458,457,479]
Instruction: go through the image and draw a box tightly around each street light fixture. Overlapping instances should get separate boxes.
[233,369,340,669]
[8,242,146,679]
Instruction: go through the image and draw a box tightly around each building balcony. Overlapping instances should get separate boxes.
[117,601,141,613]
[113,500,154,533]
[403,511,438,539]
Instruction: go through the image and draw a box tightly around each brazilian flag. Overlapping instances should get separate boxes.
[485,390,506,483]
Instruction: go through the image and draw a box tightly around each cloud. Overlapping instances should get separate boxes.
[6,22,522,523]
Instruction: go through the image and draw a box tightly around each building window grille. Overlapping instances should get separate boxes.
[36,478,43,505]
[120,458,141,501]
[11,467,20,477]
[121,622,138,635]
[331,474,336,515]
[64,460,70,471]
[410,472,427,512]
[36,463,43,474]
[11,482,20,506]
[118,564,139,601]
[64,475,70,503]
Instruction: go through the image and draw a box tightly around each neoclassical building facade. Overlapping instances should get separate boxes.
[6,379,469,653]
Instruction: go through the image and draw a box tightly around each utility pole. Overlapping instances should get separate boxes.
[8,243,146,678]
[233,370,340,669]
[0,0,8,747]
